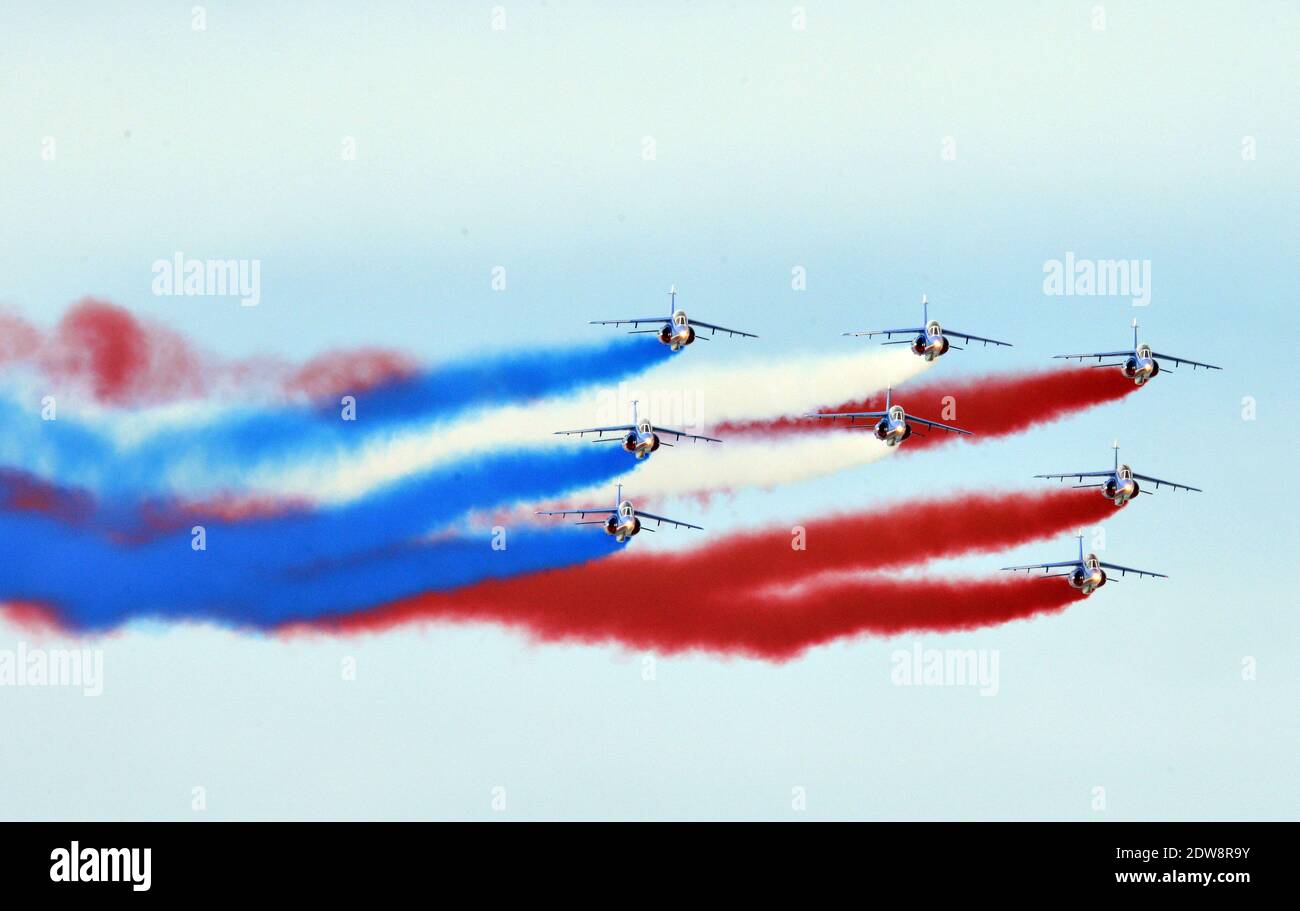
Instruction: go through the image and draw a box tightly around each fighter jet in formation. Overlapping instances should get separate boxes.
[535,484,701,543]
[548,285,1218,591]
[591,285,757,351]
[1054,318,1221,385]
[553,400,721,460]
[1001,533,1167,594]
[844,294,1012,361]
[805,385,972,447]
[1035,441,1201,506]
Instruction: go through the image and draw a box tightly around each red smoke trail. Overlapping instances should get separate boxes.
[286,349,419,401]
[38,300,206,404]
[0,464,308,543]
[301,488,1109,658]
[130,491,311,540]
[0,601,65,635]
[0,469,95,525]
[311,572,1081,661]
[3,299,416,405]
[715,367,1137,444]
[0,311,43,366]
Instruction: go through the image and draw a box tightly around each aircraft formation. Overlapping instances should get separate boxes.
[538,286,1221,595]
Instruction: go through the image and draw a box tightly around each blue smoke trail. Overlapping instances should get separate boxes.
[318,338,669,425]
[0,446,637,629]
[5,523,621,631]
[0,337,669,497]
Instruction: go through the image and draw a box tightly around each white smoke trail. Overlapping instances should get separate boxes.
[552,433,897,510]
[595,343,932,425]
[248,345,931,504]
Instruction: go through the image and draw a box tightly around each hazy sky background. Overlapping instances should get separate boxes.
[1,1,1296,819]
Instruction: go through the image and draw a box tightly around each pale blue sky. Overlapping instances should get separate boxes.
[0,1,1296,819]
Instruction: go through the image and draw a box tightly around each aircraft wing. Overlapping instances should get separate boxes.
[942,328,1012,347]
[805,411,887,422]
[1150,351,1222,371]
[553,425,633,438]
[908,417,973,436]
[535,508,606,520]
[1097,561,1168,579]
[1129,473,1201,492]
[690,320,758,339]
[654,425,722,443]
[590,317,666,328]
[1053,350,1133,363]
[1035,470,1111,481]
[1001,561,1077,573]
[843,326,923,339]
[633,510,703,531]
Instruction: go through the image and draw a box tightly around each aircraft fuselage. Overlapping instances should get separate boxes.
[874,406,914,447]
[604,502,642,541]
[657,310,696,350]
[621,424,661,460]
[910,321,951,361]
[1103,467,1140,505]
[1070,556,1108,594]
[1123,346,1160,385]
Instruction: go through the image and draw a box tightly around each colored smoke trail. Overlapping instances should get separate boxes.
[554,369,1137,512]
[0,469,96,527]
[8,525,624,633]
[13,298,663,410]
[0,303,667,498]
[477,488,1120,601]
[1,299,415,405]
[1,485,1114,633]
[604,344,933,425]
[0,303,931,510]
[0,302,1137,652]
[311,572,1082,661]
[235,345,931,506]
[552,433,897,509]
[0,446,634,629]
[715,366,1138,443]
[299,488,1111,656]
[1,298,668,418]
